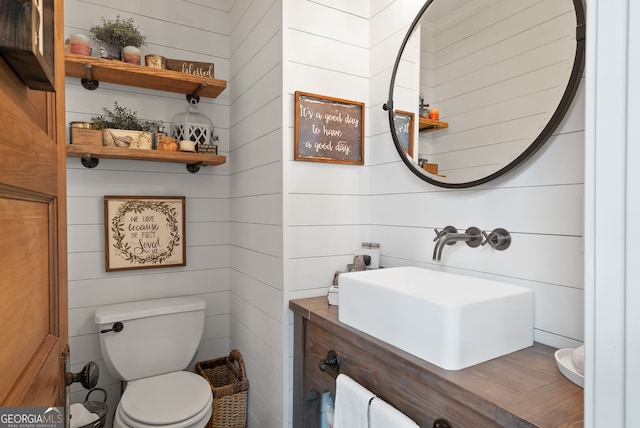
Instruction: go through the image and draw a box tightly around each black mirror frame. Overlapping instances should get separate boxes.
[384,0,586,188]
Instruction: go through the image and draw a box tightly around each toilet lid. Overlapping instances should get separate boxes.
[121,371,212,425]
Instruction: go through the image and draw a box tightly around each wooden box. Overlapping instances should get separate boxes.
[198,144,218,155]
[102,129,153,150]
[70,128,103,146]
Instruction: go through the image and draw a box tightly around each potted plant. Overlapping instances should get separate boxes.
[91,102,158,150]
[89,15,147,61]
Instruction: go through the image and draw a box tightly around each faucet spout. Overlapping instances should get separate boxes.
[432,227,482,262]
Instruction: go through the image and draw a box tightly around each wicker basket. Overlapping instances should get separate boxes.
[196,349,249,428]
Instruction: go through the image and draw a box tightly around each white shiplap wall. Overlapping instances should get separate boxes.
[228,0,285,427]
[64,1,232,424]
[283,0,370,425]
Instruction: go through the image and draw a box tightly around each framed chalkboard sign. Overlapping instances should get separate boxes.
[294,91,364,165]
[393,110,414,157]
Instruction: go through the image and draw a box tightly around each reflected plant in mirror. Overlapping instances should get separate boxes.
[385,0,586,188]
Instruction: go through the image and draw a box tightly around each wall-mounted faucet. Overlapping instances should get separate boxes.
[432,226,483,261]
[432,226,511,261]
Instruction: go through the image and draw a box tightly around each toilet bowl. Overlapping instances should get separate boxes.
[95,297,213,428]
[114,372,212,428]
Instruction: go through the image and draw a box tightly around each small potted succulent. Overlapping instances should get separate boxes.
[91,102,158,149]
[89,15,147,61]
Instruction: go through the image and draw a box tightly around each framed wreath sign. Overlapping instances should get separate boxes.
[104,196,186,271]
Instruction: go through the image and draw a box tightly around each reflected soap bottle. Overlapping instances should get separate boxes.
[419,96,430,118]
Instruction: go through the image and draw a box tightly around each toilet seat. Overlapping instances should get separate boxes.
[117,371,213,428]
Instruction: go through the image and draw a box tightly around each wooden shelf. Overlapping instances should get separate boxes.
[419,116,448,133]
[64,53,227,99]
[67,144,226,172]
[64,54,228,172]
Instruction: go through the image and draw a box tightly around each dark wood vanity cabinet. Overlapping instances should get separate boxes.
[290,297,583,428]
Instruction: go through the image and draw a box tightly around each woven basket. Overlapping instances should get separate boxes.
[196,349,249,428]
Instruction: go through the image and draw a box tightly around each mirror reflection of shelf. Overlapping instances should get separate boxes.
[419,117,448,133]
[422,162,446,178]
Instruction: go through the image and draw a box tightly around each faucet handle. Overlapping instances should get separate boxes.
[482,228,511,250]
[433,226,457,242]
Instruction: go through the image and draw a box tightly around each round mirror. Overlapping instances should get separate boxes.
[386,0,585,188]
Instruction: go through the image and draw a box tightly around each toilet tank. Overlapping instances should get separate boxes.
[95,296,206,381]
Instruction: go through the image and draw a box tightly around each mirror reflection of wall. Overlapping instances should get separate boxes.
[389,0,584,187]
[421,0,576,182]
[393,27,421,161]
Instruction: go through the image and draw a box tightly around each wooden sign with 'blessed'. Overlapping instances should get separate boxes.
[165,59,215,78]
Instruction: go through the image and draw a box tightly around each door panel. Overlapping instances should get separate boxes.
[0,0,68,411]
[0,196,51,402]
[0,59,57,194]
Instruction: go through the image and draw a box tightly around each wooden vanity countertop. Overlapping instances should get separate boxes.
[290,296,584,428]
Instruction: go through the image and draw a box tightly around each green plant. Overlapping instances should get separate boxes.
[89,15,147,48]
[91,102,158,131]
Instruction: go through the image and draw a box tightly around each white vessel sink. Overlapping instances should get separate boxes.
[338,267,534,370]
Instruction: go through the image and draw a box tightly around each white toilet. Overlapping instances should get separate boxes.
[95,296,213,428]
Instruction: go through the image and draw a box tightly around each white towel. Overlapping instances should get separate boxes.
[369,397,419,428]
[333,374,376,428]
[69,403,100,428]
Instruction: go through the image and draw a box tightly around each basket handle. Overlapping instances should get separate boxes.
[84,387,108,403]
[227,349,246,380]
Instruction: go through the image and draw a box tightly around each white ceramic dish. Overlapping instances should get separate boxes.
[555,348,584,388]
